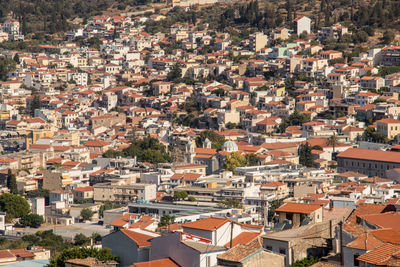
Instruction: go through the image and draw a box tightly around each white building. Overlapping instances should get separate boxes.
[294,16,311,36]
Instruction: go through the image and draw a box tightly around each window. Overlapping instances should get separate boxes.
[354,254,360,266]
[206,256,211,267]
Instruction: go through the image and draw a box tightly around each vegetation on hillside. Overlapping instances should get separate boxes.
[103,135,171,164]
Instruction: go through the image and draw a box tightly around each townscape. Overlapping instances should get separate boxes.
[0,0,399,266]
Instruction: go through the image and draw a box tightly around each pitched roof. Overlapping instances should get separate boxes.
[84,140,110,147]
[275,203,322,214]
[346,204,387,225]
[224,232,260,248]
[345,232,383,250]
[73,186,94,192]
[120,229,158,247]
[182,217,230,231]
[109,214,131,227]
[133,258,180,267]
[218,238,263,263]
[358,212,400,231]
[337,148,400,164]
[357,243,400,265]
[376,118,400,124]
[261,181,287,188]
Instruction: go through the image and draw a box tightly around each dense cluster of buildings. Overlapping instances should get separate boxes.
[1,5,400,267]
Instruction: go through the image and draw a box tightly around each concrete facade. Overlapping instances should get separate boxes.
[102,230,150,266]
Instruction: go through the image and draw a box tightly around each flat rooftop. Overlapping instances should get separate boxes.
[128,202,231,217]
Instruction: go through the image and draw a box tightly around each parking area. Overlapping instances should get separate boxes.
[13,222,111,240]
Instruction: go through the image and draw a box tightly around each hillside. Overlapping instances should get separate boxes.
[2,0,400,40]
[0,0,153,36]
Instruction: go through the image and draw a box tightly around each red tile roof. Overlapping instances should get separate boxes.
[358,212,400,232]
[345,232,383,250]
[73,186,94,192]
[109,214,131,227]
[261,181,286,187]
[224,232,260,248]
[182,217,230,231]
[84,140,110,147]
[337,148,400,164]
[357,243,400,265]
[133,258,180,267]
[275,203,322,214]
[120,229,158,247]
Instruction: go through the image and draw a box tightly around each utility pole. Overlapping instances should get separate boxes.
[230,220,234,248]
[339,221,344,266]
[265,199,269,228]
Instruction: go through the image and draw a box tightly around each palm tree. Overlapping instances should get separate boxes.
[326,134,338,154]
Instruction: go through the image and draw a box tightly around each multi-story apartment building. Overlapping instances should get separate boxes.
[382,46,400,66]
[337,148,400,177]
[376,118,400,139]
[318,24,348,41]
[93,183,156,203]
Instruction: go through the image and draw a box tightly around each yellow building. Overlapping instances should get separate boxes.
[53,130,80,146]
[376,118,400,139]
[274,86,285,97]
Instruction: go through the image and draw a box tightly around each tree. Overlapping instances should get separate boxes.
[298,143,314,167]
[383,30,395,44]
[226,122,241,129]
[326,134,338,153]
[49,247,118,267]
[219,198,243,208]
[188,196,197,202]
[99,201,121,217]
[291,255,320,267]
[26,189,50,205]
[6,169,18,194]
[0,59,16,81]
[167,63,182,82]
[158,214,175,227]
[102,149,124,158]
[35,230,70,254]
[31,95,42,115]
[245,153,259,166]
[13,54,20,64]
[278,111,310,132]
[312,145,323,151]
[74,233,90,246]
[213,88,225,97]
[122,135,171,164]
[26,188,49,198]
[224,152,246,171]
[195,130,225,149]
[91,232,102,243]
[80,208,94,221]
[0,193,30,222]
[173,191,188,200]
[20,214,44,228]
[363,127,389,143]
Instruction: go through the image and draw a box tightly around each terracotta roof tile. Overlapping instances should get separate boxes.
[337,148,400,164]
[357,243,400,265]
[275,203,322,214]
[133,258,180,267]
[182,217,230,231]
[224,232,260,248]
[120,229,158,247]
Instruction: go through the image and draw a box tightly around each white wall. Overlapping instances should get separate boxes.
[200,251,225,267]
[102,230,149,266]
[150,233,200,267]
[343,246,364,267]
